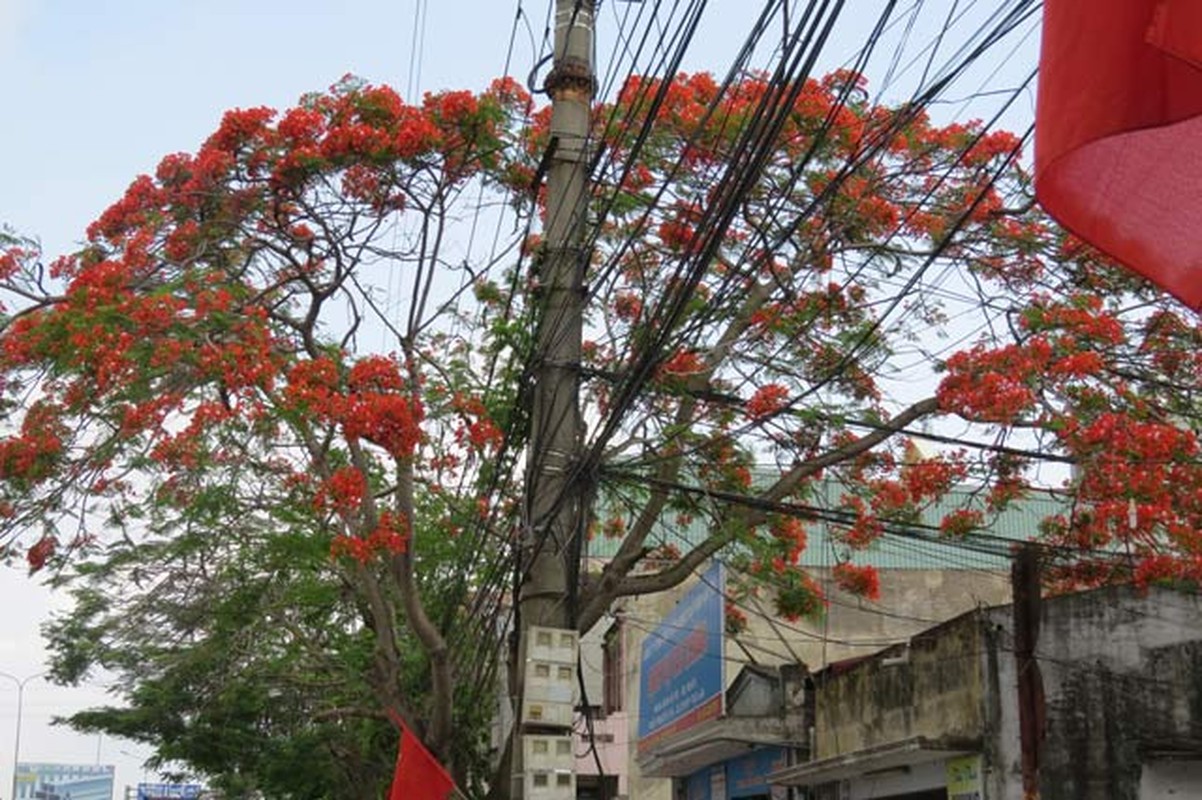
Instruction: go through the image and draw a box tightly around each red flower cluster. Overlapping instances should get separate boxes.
[746,383,789,419]
[1132,555,1202,591]
[770,516,808,564]
[725,601,749,635]
[348,356,406,392]
[902,455,968,503]
[450,393,504,453]
[315,467,368,515]
[26,534,57,573]
[938,342,1045,423]
[342,392,424,459]
[657,203,704,254]
[283,356,424,459]
[939,509,983,538]
[331,510,409,563]
[0,402,67,484]
[613,292,644,321]
[601,516,626,539]
[832,562,881,601]
[839,495,885,549]
[659,349,704,378]
[0,245,32,284]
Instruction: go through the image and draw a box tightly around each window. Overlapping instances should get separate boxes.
[602,620,623,714]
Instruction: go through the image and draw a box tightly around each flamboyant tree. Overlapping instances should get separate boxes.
[4,63,1201,793]
[1,77,533,784]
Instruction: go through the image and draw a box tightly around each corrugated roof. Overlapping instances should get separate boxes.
[583,480,1067,571]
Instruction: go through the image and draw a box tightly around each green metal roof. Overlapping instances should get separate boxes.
[583,479,1067,571]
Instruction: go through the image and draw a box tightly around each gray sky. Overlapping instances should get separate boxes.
[0,0,1039,794]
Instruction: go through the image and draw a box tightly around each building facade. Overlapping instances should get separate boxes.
[771,584,1202,800]
[575,485,1060,798]
[15,763,116,800]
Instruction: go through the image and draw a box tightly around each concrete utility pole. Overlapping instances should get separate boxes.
[515,0,594,798]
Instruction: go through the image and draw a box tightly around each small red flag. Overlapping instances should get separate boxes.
[1036,0,1202,309]
[390,723,456,800]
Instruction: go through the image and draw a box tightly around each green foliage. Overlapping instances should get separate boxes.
[46,493,496,797]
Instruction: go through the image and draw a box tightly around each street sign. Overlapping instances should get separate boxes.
[136,784,203,800]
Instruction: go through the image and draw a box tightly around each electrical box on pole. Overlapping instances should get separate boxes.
[522,734,577,800]
[522,626,580,727]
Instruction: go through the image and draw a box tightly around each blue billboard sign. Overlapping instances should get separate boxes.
[637,560,725,753]
[137,784,204,800]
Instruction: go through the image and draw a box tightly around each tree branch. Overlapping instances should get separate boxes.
[578,396,939,630]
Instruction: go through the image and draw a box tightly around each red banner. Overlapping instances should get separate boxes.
[390,724,456,800]
[1036,0,1202,309]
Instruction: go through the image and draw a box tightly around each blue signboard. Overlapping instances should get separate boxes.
[726,747,789,798]
[137,784,203,800]
[637,560,725,752]
[685,765,718,800]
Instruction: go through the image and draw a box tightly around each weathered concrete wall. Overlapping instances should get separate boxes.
[1038,638,1202,800]
[814,612,987,757]
[985,586,1202,800]
[735,567,1011,670]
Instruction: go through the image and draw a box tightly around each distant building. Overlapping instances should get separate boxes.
[15,763,115,800]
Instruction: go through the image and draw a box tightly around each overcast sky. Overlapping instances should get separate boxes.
[0,1,1039,794]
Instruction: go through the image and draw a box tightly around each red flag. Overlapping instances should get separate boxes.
[1036,0,1202,309]
[390,723,456,800]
